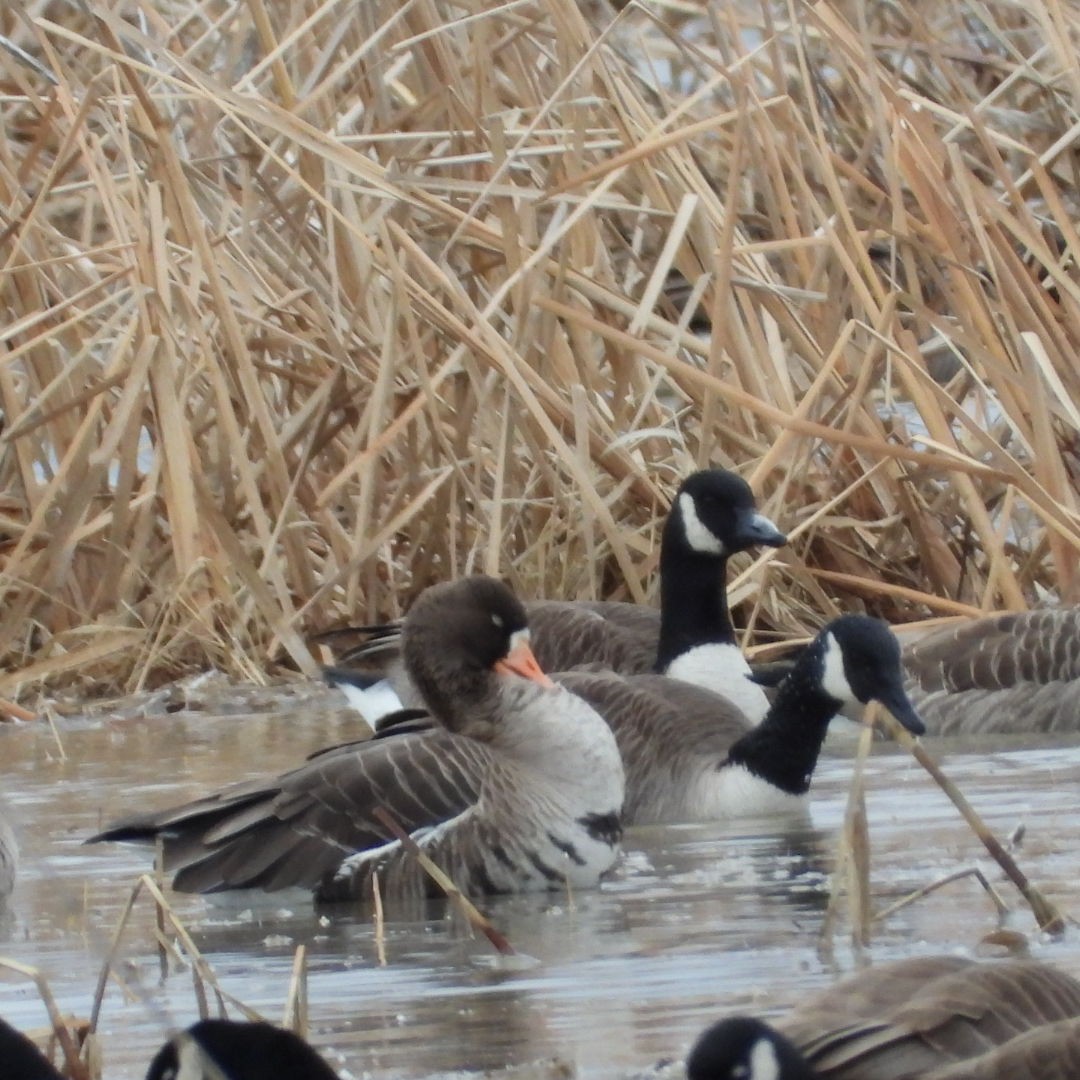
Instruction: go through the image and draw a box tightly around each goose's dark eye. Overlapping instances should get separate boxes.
[491,614,504,628]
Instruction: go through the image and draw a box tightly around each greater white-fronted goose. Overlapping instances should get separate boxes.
[0,1014,340,1080]
[91,577,625,901]
[686,954,1080,1080]
[326,468,787,724]
[559,613,924,823]
[902,608,1080,736]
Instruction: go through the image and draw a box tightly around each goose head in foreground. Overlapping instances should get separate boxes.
[0,1014,339,1080]
[685,954,1080,1080]
[146,1019,340,1080]
[91,576,625,902]
[558,613,924,825]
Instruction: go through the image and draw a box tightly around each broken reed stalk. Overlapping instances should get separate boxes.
[874,866,1010,923]
[0,957,89,1080]
[282,945,309,1036]
[845,725,874,949]
[821,723,874,951]
[372,869,388,967]
[371,806,515,956]
[882,716,1067,935]
[89,874,266,1033]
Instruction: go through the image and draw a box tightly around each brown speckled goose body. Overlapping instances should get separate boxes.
[91,577,624,903]
[687,955,1080,1080]
[901,608,1080,736]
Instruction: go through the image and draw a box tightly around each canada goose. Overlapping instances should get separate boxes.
[556,613,924,823]
[0,1014,339,1080]
[686,954,1080,1080]
[760,608,1080,737]
[326,468,787,724]
[902,608,1080,736]
[0,809,16,899]
[91,577,625,901]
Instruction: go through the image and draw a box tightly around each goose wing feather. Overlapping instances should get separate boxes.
[905,610,1080,693]
[781,958,1080,1080]
[323,600,662,682]
[923,1018,1080,1080]
[904,610,1080,735]
[96,729,489,893]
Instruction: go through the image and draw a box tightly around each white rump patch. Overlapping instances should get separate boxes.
[820,633,856,705]
[748,1035,782,1080]
[335,678,405,725]
[679,493,725,555]
[665,643,770,724]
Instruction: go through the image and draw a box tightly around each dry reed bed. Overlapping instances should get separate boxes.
[0,0,1077,697]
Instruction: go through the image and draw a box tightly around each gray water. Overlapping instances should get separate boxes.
[1,677,1078,1078]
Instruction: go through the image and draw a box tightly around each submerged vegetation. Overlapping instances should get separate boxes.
[0,0,1078,697]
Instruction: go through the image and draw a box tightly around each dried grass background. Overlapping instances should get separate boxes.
[0,0,1078,700]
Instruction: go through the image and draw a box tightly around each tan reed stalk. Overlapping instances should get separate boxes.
[0,0,1072,697]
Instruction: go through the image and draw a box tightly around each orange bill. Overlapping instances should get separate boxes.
[494,638,555,688]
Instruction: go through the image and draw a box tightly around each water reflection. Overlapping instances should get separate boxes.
[0,681,1079,1078]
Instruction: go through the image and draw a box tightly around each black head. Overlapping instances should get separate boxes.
[401,576,538,734]
[818,615,925,735]
[0,1015,63,1079]
[670,470,787,559]
[144,1019,339,1080]
[686,1016,814,1080]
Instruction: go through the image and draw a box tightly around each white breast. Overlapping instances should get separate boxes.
[684,762,806,821]
[665,643,771,724]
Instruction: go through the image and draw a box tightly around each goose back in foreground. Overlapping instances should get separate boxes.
[324,468,786,725]
[903,608,1080,735]
[686,955,1080,1080]
[91,577,624,902]
[557,613,925,825]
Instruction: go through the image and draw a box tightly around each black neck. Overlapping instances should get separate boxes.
[723,646,838,794]
[655,540,734,671]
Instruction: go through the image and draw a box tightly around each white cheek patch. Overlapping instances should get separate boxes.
[176,1037,229,1080]
[679,493,726,555]
[748,1036,781,1080]
[508,627,531,652]
[820,633,857,705]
